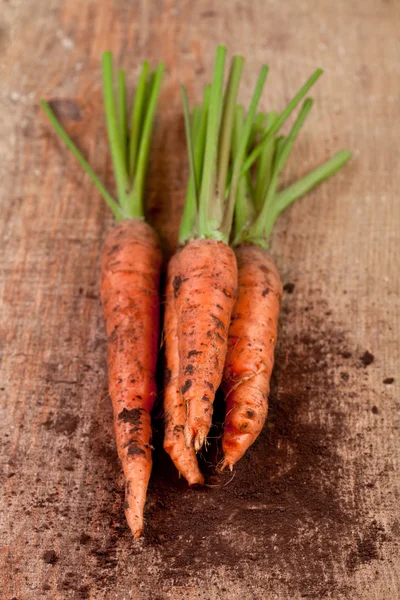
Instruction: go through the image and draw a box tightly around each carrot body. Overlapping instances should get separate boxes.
[163,254,204,485]
[168,239,237,451]
[222,244,282,469]
[100,219,162,537]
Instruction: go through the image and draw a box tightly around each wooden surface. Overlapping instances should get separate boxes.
[1,1,399,598]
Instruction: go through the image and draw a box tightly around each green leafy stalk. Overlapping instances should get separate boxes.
[179,107,200,243]
[216,56,244,204]
[127,62,165,218]
[232,104,254,237]
[41,52,163,223]
[179,86,211,244]
[242,68,323,173]
[181,86,199,201]
[221,64,269,236]
[198,45,227,237]
[194,85,211,187]
[102,52,130,210]
[248,112,268,149]
[232,105,249,235]
[40,100,123,220]
[274,149,351,215]
[254,111,278,209]
[118,69,127,170]
[245,98,313,246]
[129,61,149,179]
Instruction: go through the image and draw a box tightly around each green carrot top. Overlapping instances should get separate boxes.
[178,45,333,245]
[233,106,351,248]
[180,45,350,248]
[40,51,164,221]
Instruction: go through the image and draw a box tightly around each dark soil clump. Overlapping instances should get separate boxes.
[42,550,58,564]
[360,351,374,367]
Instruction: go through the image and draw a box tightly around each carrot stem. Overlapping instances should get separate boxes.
[179,85,211,244]
[181,85,199,203]
[41,53,163,222]
[198,45,226,238]
[216,56,244,206]
[246,98,313,246]
[254,111,278,210]
[127,62,165,218]
[242,68,323,174]
[117,69,127,172]
[128,61,149,180]
[194,85,210,187]
[232,105,249,236]
[39,99,123,220]
[265,149,352,235]
[221,64,269,237]
[248,112,267,151]
[102,52,130,211]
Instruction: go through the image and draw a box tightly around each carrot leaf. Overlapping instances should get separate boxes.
[221,63,268,237]
[264,149,352,236]
[244,98,313,246]
[181,85,199,203]
[102,51,130,211]
[254,111,278,210]
[179,85,211,244]
[127,62,165,218]
[41,52,163,222]
[232,105,252,236]
[117,69,127,171]
[216,55,244,208]
[198,45,227,238]
[40,99,123,220]
[242,68,323,173]
[128,61,149,179]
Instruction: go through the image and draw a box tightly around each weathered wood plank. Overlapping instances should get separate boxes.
[0,1,399,599]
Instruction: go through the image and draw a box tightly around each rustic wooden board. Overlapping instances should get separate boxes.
[1,1,399,598]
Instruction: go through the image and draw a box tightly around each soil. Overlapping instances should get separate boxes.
[137,304,385,597]
[360,351,374,367]
[31,295,389,599]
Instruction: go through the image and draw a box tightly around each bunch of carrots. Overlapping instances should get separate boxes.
[41,46,351,538]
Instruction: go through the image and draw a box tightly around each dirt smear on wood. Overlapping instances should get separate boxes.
[41,296,389,599]
[136,297,386,597]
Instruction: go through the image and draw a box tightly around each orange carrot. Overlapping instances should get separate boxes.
[100,220,162,536]
[163,253,205,485]
[170,239,237,452]
[222,245,282,469]
[41,53,165,537]
[221,93,350,469]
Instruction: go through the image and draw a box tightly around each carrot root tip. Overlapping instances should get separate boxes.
[133,528,143,539]
[219,458,234,472]
[184,426,193,449]
[194,429,207,453]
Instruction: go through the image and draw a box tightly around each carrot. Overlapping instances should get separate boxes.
[41,52,164,537]
[170,238,237,452]
[222,245,282,468]
[100,220,162,535]
[221,90,351,469]
[163,253,204,485]
[162,46,271,473]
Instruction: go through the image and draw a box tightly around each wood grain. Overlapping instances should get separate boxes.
[0,1,399,598]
